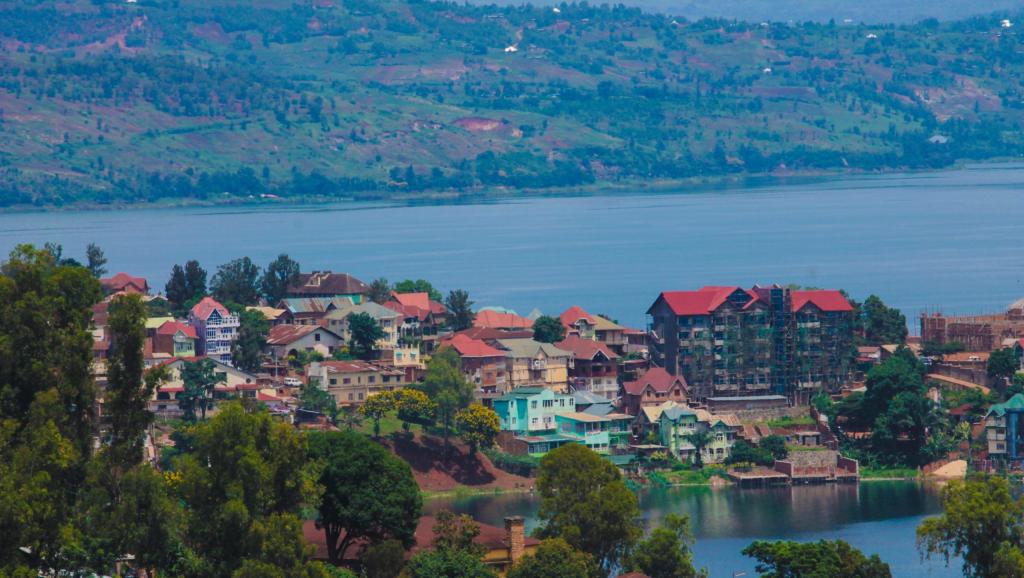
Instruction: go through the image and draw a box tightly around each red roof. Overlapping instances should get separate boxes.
[560,305,597,328]
[190,296,229,320]
[100,272,149,294]
[623,367,688,396]
[791,290,853,313]
[256,391,282,402]
[266,324,334,346]
[392,291,430,311]
[555,335,618,360]
[654,286,756,316]
[456,327,534,341]
[288,271,369,297]
[442,333,508,358]
[383,300,430,322]
[319,361,402,375]
[156,320,197,339]
[473,310,533,329]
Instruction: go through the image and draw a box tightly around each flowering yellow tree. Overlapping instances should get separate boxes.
[454,403,500,453]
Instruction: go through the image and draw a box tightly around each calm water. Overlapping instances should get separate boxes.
[427,481,961,577]
[1,164,1023,327]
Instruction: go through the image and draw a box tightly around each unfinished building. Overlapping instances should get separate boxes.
[920,298,1024,352]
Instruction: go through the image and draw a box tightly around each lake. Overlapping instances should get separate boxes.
[426,481,961,577]
[1,163,1023,328]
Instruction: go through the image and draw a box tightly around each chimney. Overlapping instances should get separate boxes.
[505,516,525,564]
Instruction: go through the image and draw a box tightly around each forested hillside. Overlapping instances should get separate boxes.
[0,0,1023,207]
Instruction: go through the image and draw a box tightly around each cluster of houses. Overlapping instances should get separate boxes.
[90,270,871,466]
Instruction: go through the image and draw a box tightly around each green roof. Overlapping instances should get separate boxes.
[494,386,549,401]
[988,393,1024,417]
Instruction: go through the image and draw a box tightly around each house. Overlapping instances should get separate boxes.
[492,386,577,435]
[307,360,405,406]
[99,272,149,296]
[496,338,572,390]
[188,297,239,364]
[285,271,369,302]
[572,390,615,417]
[560,306,628,353]
[634,400,681,439]
[247,306,289,327]
[554,412,633,454]
[621,367,688,416]
[985,393,1024,461]
[441,333,510,392]
[391,291,449,326]
[278,296,358,326]
[148,357,260,417]
[265,324,343,361]
[556,335,619,399]
[323,301,402,349]
[474,310,534,330]
[648,285,855,403]
[153,321,197,358]
[659,407,740,463]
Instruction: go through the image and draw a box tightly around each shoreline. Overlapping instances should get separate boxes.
[2,159,1015,215]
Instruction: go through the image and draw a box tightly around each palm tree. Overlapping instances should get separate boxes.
[685,431,713,468]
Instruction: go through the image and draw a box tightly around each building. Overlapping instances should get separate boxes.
[647,285,855,402]
[921,299,1024,352]
[554,412,633,454]
[307,360,405,406]
[560,305,628,353]
[492,387,577,435]
[323,301,402,349]
[556,335,619,399]
[442,333,510,392]
[285,271,369,302]
[573,390,615,417]
[389,292,449,328]
[985,393,1024,461]
[152,321,197,358]
[148,357,260,417]
[659,406,741,463]
[247,306,289,327]
[99,272,149,296]
[496,338,572,390]
[621,367,688,416]
[278,296,358,326]
[188,297,239,364]
[265,324,343,361]
[474,310,534,330]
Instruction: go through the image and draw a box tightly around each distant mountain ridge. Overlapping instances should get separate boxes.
[0,0,1022,207]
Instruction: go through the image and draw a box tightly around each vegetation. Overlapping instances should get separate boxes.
[743,539,891,577]
[404,510,497,578]
[233,308,269,373]
[348,312,385,360]
[211,257,262,306]
[445,289,475,332]
[178,358,226,421]
[626,514,706,578]
[454,403,501,453]
[260,254,300,305]
[507,538,598,578]
[532,315,566,343]
[393,279,442,302]
[861,295,908,345]
[420,348,475,456]
[3,2,1024,207]
[988,347,1021,382]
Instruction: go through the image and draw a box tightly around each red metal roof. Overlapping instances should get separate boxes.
[156,320,197,339]
[383,300,430,322]
[655,286,752,316]
[473,310,533,329]
[555,335,618,360]
[320,361,402,375]
[190,296,229,320]
[456,327,534,340]
[442,333,507,358]
[560,305,597,327]
[100,272,149,293]
[623,367,688,396]
[266,324,321,345]
[791,290,853,313]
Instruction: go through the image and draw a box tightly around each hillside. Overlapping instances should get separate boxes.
[1,0,1023,207]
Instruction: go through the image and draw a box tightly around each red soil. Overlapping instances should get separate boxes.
[380,433,533,493]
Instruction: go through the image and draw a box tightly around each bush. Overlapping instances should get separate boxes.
[483,448,540,477]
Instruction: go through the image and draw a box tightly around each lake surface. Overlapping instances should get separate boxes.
[427,481,961,577]
[1,163,1023,327]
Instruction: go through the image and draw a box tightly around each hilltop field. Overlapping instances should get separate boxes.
[0,0,1023,207]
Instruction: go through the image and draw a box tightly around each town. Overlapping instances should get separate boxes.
[4,245,1023,578]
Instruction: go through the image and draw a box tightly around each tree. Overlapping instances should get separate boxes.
[685,431,712,468]
[233,308,269,373]
[862,295,907,345]
[988,348,1019,382]
[532,315,565,343]
[166,263,189,308]
[393,389,437,431]
[211,257,262,305]
[455,403,500,453]
[508,538,597,578]
[445,289,474,331]
[85,242,107,278]
[231,513,331,578]
[918,474,1024,578]
[743,540,891,578]
[725,440,774,466]
[362,539,406,578]
[260,254,300,305]
[307,430,421,564]
[535,444,641,572]
[348,312,385,360]
[627,514,705,578]
[184,259,208,300]
[421,348,475,456]
[368,277,392,304]
[360,392,396,437]
[105,294,155,469]
[172,402,320,578]
[393,279,442,301]
[760,435,789,461]
[859,347,935,466]
[299,382,337,419]
[179,358,226,421]
[405,510,496,578]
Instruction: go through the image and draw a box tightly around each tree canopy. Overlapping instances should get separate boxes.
[445,289,474,332]
[743,540,891,578]
[260,254,300,305]
[211,257,262,306]
[532,315,566,344]
[507,538,597,578]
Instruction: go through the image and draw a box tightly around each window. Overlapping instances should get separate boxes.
[315,333,321,342]
[368,376,376,384]
[348,393,354,401]
[543,400,553,408]
[329,378,337,385]
[531,401,538,409]
[343,378,351,385]
[358,393,364,401]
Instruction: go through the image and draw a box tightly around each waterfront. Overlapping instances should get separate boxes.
[427,481,960,577]
[2,163,1023,327]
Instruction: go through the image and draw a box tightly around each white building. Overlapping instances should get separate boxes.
[189,297,240,364]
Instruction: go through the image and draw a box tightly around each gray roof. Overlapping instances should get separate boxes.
[572,390,609,405]
[662,407,697,421]
[279,296,356,314]
[323,301,400,321]
[707,395,787,402]
[497,338,571,359]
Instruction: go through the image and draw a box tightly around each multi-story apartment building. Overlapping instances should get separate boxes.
[555,335,619,399]
[985,393,1024,462]
[647,285,855,403]
[189,297,240,364]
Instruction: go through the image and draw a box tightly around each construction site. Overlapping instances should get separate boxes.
[920,298,1024,351]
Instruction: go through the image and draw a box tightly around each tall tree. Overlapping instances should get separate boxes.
[299,381,337,419]
[184,259,208,300]
[393,279,442,301]
[348,311,385,360]
[105,294,155,468]
[862,295,908,345]
[260,253,300,305]
[455,403,500,453]
[918,474,1024,578]
[532,315,565,343]
[362,539,407,578]
[743,540,891,578]
[307,430,422,564]
[445,289,474,331]
[684,431,712,468]
[508,538,597,578]
[368,277,392,305]
[233,308,269,373]
[420,348,475,456]
[166,263,189,308]
[359,391,395,437]
[211,257,261,305]
[988,348,1019,382]
[85,242,107,278]
[535,444,641,572]
[179,358,226,421]
[627,514,705,578]
[405,510,496,578]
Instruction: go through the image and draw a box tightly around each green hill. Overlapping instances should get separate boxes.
[0,0,1022,207]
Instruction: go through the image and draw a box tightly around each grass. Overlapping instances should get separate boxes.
[355,414,422,437]
[860,466,920,480]
[766,416,817,428]
[655,465,730,486]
